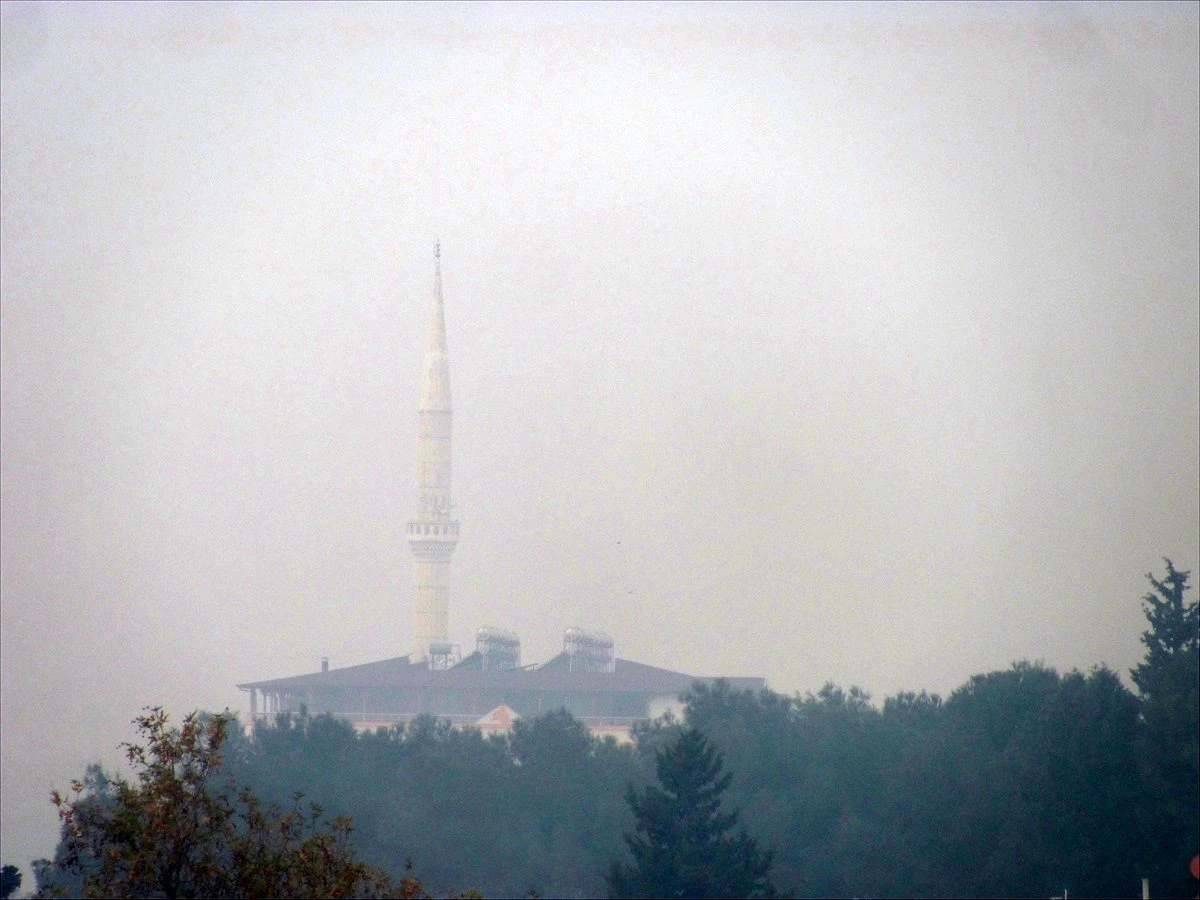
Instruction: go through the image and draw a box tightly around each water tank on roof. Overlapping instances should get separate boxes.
[476,627,520,671]
[563,627,615,673]
[428,642,460,670]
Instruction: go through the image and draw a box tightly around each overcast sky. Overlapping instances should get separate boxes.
[2,0,1197,875]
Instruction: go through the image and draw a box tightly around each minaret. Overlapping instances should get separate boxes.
[406,242,459,663]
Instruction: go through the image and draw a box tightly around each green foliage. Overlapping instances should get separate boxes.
[608,728,775,899]
[36,708,411,899]
[1131,559,1199,898]
[677,666,1142,899]
[222,707,638,899]
[927,663,1141,899]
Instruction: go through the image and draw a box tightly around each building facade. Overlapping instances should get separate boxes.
[239,632,765,740]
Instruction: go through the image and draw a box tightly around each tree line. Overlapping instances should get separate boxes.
[23,560,1198,898]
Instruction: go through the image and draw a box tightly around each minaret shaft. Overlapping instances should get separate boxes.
[407,246,458,662]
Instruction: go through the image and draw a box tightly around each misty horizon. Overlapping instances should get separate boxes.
[2,0,1197,880]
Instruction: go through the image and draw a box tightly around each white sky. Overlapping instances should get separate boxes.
[2,0,1197,876]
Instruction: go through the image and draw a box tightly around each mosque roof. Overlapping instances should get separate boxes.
[237,654,765,696]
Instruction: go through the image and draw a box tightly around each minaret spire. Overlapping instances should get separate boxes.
[421,240,451,413]
[407,243,459,664]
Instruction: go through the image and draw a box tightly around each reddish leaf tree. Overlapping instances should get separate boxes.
[38,708,429,899]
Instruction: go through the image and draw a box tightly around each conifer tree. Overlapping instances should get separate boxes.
[607,728,775,899]
[1130,559,1199,898]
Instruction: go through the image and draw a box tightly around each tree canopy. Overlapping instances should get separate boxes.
[35,708,419,899]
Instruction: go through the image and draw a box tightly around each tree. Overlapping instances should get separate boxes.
[506,708,629,896]
[924,663,1142,899]
[1,865,21,900]
[37,707,421,899]
[1131,559,1198,701]
[1130,559,1199,899]
[607,728,775,899]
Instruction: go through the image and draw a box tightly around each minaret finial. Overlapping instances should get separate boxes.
[434,238,440,260]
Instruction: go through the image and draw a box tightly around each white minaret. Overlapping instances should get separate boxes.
[407,242,459,663]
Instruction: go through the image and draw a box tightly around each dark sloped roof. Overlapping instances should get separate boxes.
[237,654,765,696]
[453,650,484,670]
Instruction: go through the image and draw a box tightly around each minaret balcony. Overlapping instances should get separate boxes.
[406,520,460,558]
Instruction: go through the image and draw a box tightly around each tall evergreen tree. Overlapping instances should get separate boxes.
[1131,559,1198,700]
[608,728,775,899]
[1130,559,1199,898]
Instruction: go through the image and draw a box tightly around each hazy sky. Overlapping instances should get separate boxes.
[2,0,1197,875]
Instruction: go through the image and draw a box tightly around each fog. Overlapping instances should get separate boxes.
[2,0,1197,876]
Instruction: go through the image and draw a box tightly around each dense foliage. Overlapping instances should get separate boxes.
[679,666,1143,898]
[214,708,639,899]
[35,561,1197,899]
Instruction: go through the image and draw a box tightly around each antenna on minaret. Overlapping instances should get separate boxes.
[433,239,444,308]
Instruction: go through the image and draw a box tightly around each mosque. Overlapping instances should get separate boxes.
[237,247,764,740]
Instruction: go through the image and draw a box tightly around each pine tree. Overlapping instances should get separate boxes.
[608,728,775,899]
[1130,559,1199,899]
[1131,559,1198,701]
